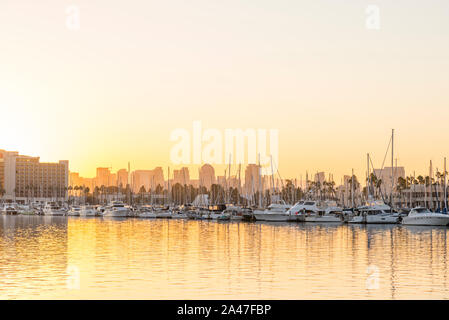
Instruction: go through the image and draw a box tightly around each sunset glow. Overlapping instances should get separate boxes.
[1,0,449,180]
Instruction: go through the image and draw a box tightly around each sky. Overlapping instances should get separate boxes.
[1,0,449,181]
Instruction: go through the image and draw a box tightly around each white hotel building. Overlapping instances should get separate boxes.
[0,149,69,203]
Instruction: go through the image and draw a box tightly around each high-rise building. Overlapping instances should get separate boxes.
[95,167,111,187]
[117,169,128,188]
[373,167,406,195]
[131,167,165,193]
[199,164,215,189]
[217,176,226,187]
[244,164,261,194]
[69,172,94,190]
[110,173,117,187]
[0,149,69,201]
[217,176,240,189]
[173,167,190,185]
[0,153,5,194]
[152,167,164,189]
[131,170,152,193]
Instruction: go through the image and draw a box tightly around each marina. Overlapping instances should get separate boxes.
[1,0,448,305]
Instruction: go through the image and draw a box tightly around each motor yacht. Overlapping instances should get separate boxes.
[80,205,98,217]
[186,208,209,220]
[253,201,293,222]
[170,205,191,219]
[348,201,399,224]
[287,200,343,222]
[18,205,36,215]
[102,201,131,217]
[220,207,244,221]
[402,207,449,226]
[43,202,67,216]
[171,212,188,219]
[2,204,18,215]
[138,205,157,218]
[242,207,256,221]
[153,206,173,219]
[205,204,227,220]
[67,206,82,216]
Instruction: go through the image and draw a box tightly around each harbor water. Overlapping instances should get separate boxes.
[1,216,448,299]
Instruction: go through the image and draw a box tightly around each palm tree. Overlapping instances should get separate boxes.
[93,186,100,204]
[100,185,106,204]
[83,187,89,204]
[68,186,73,204]
[348,175,360,206]
[74,186,79,204]
[139,186,146,204]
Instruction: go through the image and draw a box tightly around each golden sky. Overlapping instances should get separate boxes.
[1,0,449,181]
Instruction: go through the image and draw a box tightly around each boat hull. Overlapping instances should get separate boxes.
[138,213,157,219]
[155,212,173,219]
[349,215,399,224]
[80,210,97,217]
[402,215,449,226]
[3,210,19,215]
[44,210,66,216]
[254,213,291,222]
[304,215,342,223]
[103,210,130,217]
[171,213,188,219]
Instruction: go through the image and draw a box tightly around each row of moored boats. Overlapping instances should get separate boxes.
[2,200,449,226]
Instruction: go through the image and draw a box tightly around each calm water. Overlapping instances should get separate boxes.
[1,215,448,299]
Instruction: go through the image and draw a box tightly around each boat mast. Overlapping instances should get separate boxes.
[445,157,447,212]
[258,153,262,208]
[167,166,170,206]
[351,168,355,208]
[238,163,241,206]
[270,155,275,202]
[228,154,231,204]
[390,129,394,210]
[424,164,427,208]
[128,161,131,205]
[430,160,433,211]
[367,153,370,201]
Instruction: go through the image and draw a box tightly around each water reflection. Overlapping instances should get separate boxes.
[0,216,448,299]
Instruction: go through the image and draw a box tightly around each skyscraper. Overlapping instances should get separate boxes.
[173,167,190,185]
[117,169,129,188]
[244,164,261,194]
[95,167,111,187]
[199,164,215,190]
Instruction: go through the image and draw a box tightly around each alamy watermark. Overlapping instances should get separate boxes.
[170,121,279,175]
[365,5,380,30]
[366,265,380,290]
[66,5,80,31]
[66,265,81,290]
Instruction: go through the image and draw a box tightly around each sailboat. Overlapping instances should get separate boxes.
[349,130,400,224]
